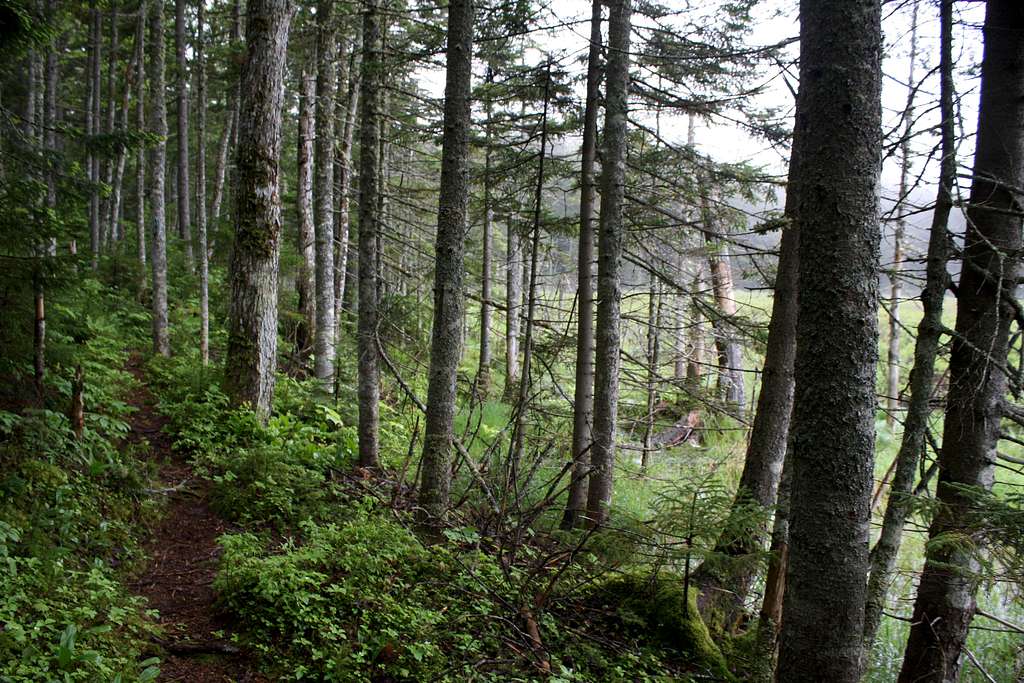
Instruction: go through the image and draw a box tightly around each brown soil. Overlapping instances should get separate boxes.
[125,356,265,683]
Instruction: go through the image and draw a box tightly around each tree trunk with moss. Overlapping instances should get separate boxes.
[775,0,882,679]
[418,0,474,521]
[224,0,293,419]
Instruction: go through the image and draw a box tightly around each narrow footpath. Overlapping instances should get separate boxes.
[125,356,263,682]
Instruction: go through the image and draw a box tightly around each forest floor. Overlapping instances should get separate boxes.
[125,356,264,683]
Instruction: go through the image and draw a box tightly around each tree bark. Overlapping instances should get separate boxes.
[195,0,209,365]
[357,0,381,468]
[775,0,882,679]
[898,2,1024,680]
[585,0,631,528]
[175,0,193,268]
[418,0,474,522]
[295,69,316,362]
[101,0,118,247]
[562,0,602,530]
[504,212,522,401]
[312,0,338,389]
[135,0,147,283]
[862,0,951,652]
[224,0,294,419]
[477,72,494,394]
[149,0,171,356]
[88,0,102,269]
[335,33,361,325]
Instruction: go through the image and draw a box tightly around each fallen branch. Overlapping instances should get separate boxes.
[152,638,241,656]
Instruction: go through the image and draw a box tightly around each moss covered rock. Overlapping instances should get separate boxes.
[593,573,735,681]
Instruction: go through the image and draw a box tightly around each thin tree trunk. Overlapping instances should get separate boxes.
[135,0,147,284]
[898,2,1024,680]
[101,0,117,248]
[862,0,950,652]
[477,74,494,394]
[417,0,474,522]
[585,0,631,528]
[223,0,294,419]
[509,63,551,494]
[503,212,523,401]
[312,0,337,388]
[775,0,882,679]
[149,0,170,356]
[295,69,316,362]
[686,262,705,389]
[752,444,793,682]
[110,38,136,245]
[88,0,101,269]
[175,0,193,268]
[210,112,232,226]
[334,33,360,323]
[195,0,209,365]
[357,0,381,469]
[562,0,601,530]
[642,272,662,470]
[887,0,920,426]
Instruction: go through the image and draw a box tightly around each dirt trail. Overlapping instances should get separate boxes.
[125,357,263,683]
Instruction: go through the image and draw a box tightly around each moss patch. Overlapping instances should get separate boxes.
[592,573,735,681]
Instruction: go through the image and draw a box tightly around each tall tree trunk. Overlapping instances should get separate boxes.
[477,74,494,394]
[862,0,951,652]
[195,0,209,365]
[562,0,602,530]
[357,0,381,468]
[210,112,232,227]
[898,2,1024,680]
[149,0,171,356]
[101,0,117,248]
[504,212,522,401]
[295,69,316,362]
[887,0,920,427]
[224,0,293,419]
[175,0,193,268]
[312,0,337,389]
[135,0,147,285]
[775,0,882,679]
[88,0,102,269]
[109,32,136,246]
[686,262,705,389]
[585,0,631,528]
[334,33,361,324]
[418,0,474,522]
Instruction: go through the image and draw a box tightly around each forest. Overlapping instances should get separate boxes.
[0,0,1022,680]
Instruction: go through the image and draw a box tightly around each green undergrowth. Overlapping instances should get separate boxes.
[0,284,161,681]
[145,355,743,681]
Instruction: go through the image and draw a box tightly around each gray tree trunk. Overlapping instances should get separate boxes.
[135,0,146,281]
[898,2,1024,680]
[357,0,381,468]
[295,69,316,362]
[477,83,494,393]
[504,213,522,401]
[562,0,601,530]
[312,0,337,388]
[195,0,209,365]
[862,0,950,653]
[148,0,171,356]
[775,0,882,679]
[224,0,294,419]
[418,0,474,521]
[886,0,920,427]
[585,0,631,527]
[101,1,117,247]
[88,0,101,269]
[334,33,361,326]
[175,0,193,268]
